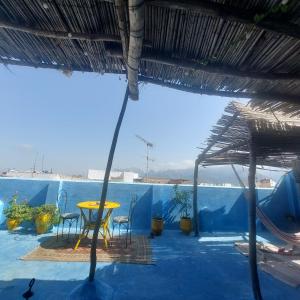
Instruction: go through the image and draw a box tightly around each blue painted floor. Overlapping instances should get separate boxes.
[0,228,299,300]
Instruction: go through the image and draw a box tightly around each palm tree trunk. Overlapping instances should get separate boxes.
[89,86,129,281]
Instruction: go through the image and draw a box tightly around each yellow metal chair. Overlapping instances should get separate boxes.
[74,208,113,250]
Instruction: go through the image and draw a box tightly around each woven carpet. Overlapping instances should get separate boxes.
[22,234,153,264]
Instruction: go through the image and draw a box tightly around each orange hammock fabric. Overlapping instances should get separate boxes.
[230,165,300,245]
[256,205,300,245]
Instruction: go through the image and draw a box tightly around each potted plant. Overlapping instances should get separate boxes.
[33,204,59,234]
[173,185,192,234]
[4,194,33,231]
[151,215,164,236]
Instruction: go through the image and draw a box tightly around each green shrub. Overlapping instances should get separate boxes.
[3,194,33,221]
[32,204,59,225]
[173,185,192,218]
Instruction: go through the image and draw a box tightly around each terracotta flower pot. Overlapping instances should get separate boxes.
[151,217,164,236]
[180,217,192,235]
[35,213,51,234]
[6,218,20,231]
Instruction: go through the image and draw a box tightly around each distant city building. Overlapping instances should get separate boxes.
[88,169,139,183]
[135,177,192,184]
[222,183,232,187]
[256,178,276,188]
[138,177,170,184]
[199,182,233,187]
[168,178,192,185]
[1,169,84,180]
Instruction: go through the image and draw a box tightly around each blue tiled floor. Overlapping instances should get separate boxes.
[0,228,299,300]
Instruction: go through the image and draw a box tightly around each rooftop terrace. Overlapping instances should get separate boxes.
[1,229,300,300]
[0,175,300,299]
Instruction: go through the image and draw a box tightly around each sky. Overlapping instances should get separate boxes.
[0,65,246,176]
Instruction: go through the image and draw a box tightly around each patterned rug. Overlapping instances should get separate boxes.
[22,234,153,264]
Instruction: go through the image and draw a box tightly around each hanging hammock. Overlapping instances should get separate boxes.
[231,164,300,246]
[256,206,300,245]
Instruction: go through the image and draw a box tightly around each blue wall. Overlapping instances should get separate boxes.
[0,177,279,232]
[0,200,4,224]
[0,178,59,207]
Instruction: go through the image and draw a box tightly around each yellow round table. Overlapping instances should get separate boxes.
[74,200,120,250]
[77,201,120,210]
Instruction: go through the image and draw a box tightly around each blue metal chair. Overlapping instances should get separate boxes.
[112,194,137,247]
[56,189,80,240]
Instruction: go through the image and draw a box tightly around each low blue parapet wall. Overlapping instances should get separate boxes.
[0,178,59,207]
[0,177,278,232]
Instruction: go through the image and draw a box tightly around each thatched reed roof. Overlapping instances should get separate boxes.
[198,101,300,168]
[0,1,300,101]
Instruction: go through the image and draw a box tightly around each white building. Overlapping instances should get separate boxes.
[88,169,139,183]
[1,170,61,179]
[256,178,276,188]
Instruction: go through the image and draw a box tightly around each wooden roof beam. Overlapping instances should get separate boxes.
[147,0,300,39]
[127,0,145,100]
[198,112,240,162]
[139,76,300,104]
[107,48,300,81]
[199,140,248,162]
[0,20,121,43]
[0,58,126,75]
[143,53,300,81]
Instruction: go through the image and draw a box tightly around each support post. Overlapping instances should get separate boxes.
[193,158,200,236]
[89,86,129,282]
[127,0,145,100]
[248,142,263,300]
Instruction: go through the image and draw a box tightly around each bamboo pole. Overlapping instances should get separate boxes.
[114,0,129,62]
[204,140,248,160]
[248,141,263,300]
[127,0,145,100]
[193,158,200,236]
[0,20,121,42]
[89,86,129,282]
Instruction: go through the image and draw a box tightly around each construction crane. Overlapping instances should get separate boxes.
[135,134,154,182]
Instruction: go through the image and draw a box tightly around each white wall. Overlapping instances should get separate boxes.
[87,169,139,183]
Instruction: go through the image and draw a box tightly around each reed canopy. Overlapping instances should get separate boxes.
[197,101,300,168]
[0,0,299,102]
[193,101,300,300]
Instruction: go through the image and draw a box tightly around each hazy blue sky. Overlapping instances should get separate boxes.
[0,65,245,175]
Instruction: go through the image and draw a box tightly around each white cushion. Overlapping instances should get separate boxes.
[113,216,129,224]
